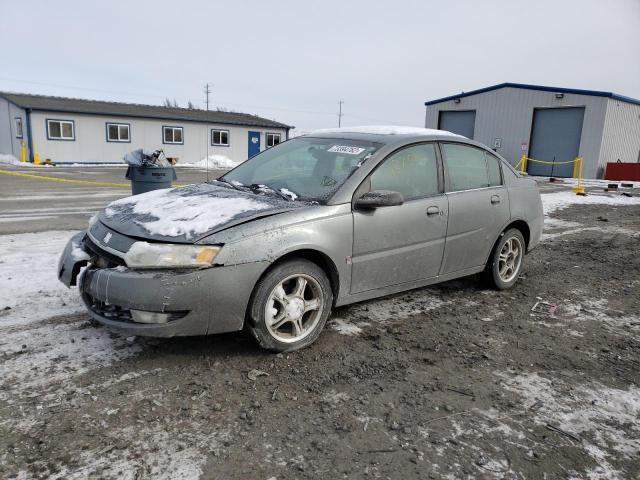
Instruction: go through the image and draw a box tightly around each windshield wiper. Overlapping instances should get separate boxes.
[249,184,293,201]
[218,178,247,191]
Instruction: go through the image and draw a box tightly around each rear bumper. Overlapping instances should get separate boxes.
[80,262,268,337]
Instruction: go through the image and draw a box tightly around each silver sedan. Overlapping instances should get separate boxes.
[58,126,543,352]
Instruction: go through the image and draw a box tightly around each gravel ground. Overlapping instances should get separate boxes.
[1,179,639,479]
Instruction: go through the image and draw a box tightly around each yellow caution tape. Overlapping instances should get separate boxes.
[0,169,129,187]
[0,169,186,188]
[523,157,577,165]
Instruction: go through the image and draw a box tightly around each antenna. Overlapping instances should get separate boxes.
[204,83,212,182]
[338,100,344,127]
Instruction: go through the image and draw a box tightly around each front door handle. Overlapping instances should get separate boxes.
[426,206,440,216]
[491,195,501,205]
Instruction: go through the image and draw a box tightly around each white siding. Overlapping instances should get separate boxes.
[424,87,609,178]
[29,111,288,164]
[599,99,640,172]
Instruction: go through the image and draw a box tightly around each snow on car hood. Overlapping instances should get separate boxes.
[101,183,305,242]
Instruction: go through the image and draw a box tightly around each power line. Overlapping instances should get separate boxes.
[0,75,404,124]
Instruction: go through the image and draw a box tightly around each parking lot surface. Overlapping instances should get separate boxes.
[0,165,224,234]
[1,165,639,479]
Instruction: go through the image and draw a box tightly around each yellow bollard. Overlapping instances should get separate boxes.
[571,157,585,195]
[520,154,527,174]
[33,152,41,165]
[20,141,27,162]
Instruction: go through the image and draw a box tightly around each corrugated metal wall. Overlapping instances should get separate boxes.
[599,99,640,172]
[424,87,609,178]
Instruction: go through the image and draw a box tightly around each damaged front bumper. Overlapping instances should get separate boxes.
[58,231,268,337]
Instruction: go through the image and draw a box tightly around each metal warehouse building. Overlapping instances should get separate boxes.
[424,83,640,179]
[0,92,291,165]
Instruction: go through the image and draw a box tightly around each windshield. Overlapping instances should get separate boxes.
[220,137,381,203]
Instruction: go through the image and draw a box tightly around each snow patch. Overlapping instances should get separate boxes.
[0,154,20,165]
[0,231,83,327]
[500,372,640,479]
[541,190,640,216]
[330,318,365,336]
[541,226,640,241]
[342,292,448,323]
[280,188,298,200]
[0,154,53,167]
[0,321,141,399]
[46,424,230,480]
[105,187,271,239]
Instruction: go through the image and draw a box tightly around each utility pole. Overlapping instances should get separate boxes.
[337,100,344,127]
[204,83,212,111]
[204,83,212,182]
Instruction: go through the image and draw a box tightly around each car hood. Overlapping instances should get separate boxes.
[100,182,307,243]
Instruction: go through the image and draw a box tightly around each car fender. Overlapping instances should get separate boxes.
[210,205,353,299]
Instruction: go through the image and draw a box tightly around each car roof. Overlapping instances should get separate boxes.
[302,125,465,145]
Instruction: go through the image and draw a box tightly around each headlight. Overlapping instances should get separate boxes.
[124,242,221,269]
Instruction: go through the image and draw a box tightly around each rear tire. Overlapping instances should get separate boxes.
[246,259,333,352]
[481,228,525,290]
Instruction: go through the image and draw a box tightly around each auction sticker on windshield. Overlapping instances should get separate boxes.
[328,145,366,155]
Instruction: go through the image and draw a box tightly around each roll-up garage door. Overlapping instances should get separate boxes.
[527,107,585,177]
[438,110,476,139]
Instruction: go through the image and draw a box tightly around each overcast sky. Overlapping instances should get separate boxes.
[1,0,638,131]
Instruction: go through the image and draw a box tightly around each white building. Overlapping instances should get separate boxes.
[424,83,640,179]
[0,92,292,165]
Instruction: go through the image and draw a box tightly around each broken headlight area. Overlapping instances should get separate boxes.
[123,242,222,269]
[82,292,188,324]
[84,236,126,268]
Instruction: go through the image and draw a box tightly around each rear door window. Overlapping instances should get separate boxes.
[485,152,503,187]
[442,143,490,192]
[370,143,439,200]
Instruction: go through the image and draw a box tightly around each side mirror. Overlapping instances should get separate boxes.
[355,190,404,209]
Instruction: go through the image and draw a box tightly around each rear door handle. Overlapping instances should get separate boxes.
[426,206,440,216]
[491,195,501,204]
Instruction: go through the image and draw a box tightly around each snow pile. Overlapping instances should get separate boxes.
[105,186,271,239]
[0,154,54,167]
[0,154,20,165]
[178,154,241,170]
[541,190,640,215]
[311,125,463,137]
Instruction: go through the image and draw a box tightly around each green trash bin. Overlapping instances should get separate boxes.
[126,166,177,195]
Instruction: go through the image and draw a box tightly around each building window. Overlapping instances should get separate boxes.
[15,118,23,138]
[106,123,130,142]
[163,126,183,144]
[47,119,75,141]
[266,132,281,148]
[211,129,229,146]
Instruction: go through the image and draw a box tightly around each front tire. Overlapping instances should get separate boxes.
[482,228,525,290]
[246,259,333,352]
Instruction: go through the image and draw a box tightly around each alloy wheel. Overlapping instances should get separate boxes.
[264,274,324,343]
[498,237,523,283]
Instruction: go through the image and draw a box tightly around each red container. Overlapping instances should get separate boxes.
[605,162,640,181]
